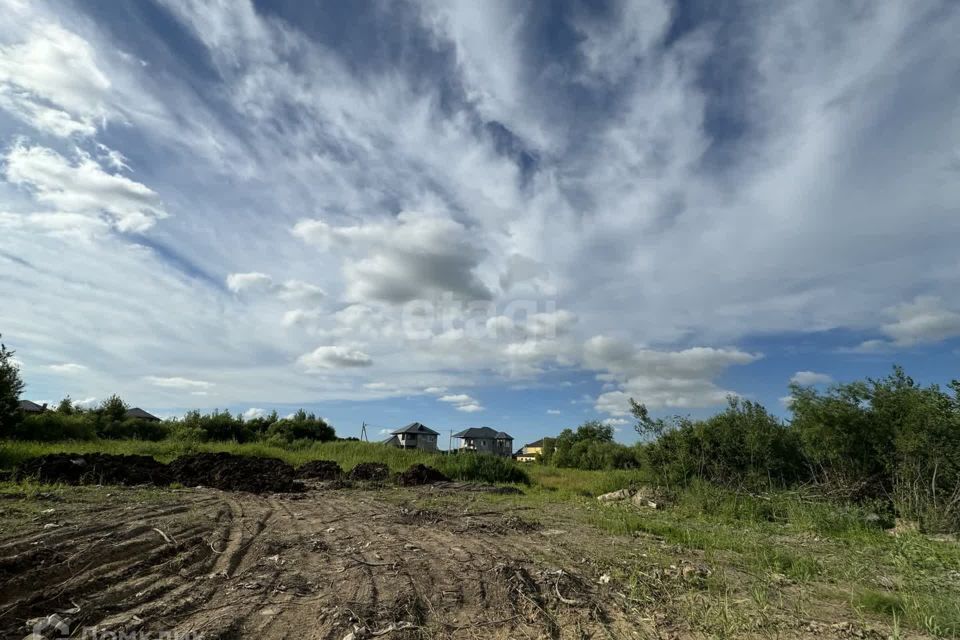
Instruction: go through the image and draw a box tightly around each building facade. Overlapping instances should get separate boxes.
[383,422,439,451]
[452,427,514,457]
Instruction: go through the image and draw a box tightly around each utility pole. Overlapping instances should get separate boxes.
[448,429,453,453]
[360,422,369,442]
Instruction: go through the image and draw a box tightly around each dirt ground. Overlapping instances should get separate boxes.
[0,483,641,640]
[0,481,928,640]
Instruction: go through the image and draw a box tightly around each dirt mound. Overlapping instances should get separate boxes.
[347,462,390,481]
[396,463,449,486]
[168,452,303,493]
[14,453,171,486]
[296,460,343,480]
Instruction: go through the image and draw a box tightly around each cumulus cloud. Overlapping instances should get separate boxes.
[790,371,833,386]
[3,144,167,232]
[585,336,761,414]
[48,362,87,374]
[144,376,213,390]
[437,392,484,412]
[242,407,266,420]
[294,210,492,304]
[546,409,561,415]
[297,346,373,370]
[876,297,960,347]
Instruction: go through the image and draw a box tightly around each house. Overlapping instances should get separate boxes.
[18,400,46,414]
[383,422,439,451]
[124,407,161,422]
[452,427,514,457]
[515,438,548,463]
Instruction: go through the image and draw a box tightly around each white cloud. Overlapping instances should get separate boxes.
[48,362,86,374]
[602,417,629,426]
[74,396,97,408]
[790,371,833,386]
[546,409,561,415]
[879,296,960,347]
[423,386,447,394]
[242,407,266,420]
[144,376,213,390]
[437,392,484,413]
[294,210,492,304]
[297,346,373,370]
[585,336,761,414]
[439,393,475,404]
[226,272,273,293]
[3,144,167,232]
[0,21,111,137]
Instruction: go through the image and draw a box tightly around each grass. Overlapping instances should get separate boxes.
[2,438,959,637]
[0,438,529,485]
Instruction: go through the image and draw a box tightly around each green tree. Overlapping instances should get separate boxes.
[0,334,25,432]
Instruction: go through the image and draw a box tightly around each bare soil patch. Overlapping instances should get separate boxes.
[347,462,390,482]
[396,464,449,486]
[13,453,171,486]
[0,485,638,639]
[296,460,343,481]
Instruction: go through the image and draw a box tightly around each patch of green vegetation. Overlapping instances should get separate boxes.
[0,438,529,485]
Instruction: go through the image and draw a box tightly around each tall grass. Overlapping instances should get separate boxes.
[0,439,529,485]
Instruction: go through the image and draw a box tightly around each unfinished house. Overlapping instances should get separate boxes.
[383,422,440,451]
[452,427,514,457]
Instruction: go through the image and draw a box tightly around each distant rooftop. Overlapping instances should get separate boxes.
[453,427,513,440]
[390,422,439,435]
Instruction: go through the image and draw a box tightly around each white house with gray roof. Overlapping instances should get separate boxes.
[452,427,514,457]
[383,422,439,451]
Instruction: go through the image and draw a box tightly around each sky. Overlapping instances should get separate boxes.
[1,0,959,446]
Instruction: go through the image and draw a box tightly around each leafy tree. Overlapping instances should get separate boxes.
[56,396,76,415]
[0,334,25,433]
[541,421,638,470]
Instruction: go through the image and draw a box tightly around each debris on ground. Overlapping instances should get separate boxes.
[14,453,171,486]
[296,460,343,480]
[596,485,670,509]
[395,464,449,486]
[347,462,390,482]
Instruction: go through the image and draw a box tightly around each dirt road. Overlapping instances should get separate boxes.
[0,484,637,639]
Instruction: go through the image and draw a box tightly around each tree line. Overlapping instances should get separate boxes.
[539,366,960,532]
[0,335,335,446]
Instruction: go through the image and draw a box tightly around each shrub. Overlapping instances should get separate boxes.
[638,397,808,489]
[265,410,335,444]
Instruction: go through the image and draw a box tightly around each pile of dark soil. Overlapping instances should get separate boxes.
[296,460,343,480]
[347,462,390,482]
[14,453,171,486]
[396,464,450,486]
[167,453,303,493]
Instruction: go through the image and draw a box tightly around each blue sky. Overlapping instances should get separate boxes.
[1,0,959,446]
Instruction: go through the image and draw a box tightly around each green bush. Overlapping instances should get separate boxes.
[541,421,640,470]
[791,367,960,532]
[639,397,807,489]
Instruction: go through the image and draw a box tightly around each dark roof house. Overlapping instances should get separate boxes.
[383,422,440,450]
[392,422,439,436]
[453,427,514,457]
[18,400,46,414]
[125,407,161,422]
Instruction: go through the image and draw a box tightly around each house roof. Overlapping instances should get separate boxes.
[19,400,45,413]
[391,422,439,435]
[525,439,546,448]
[125,407,160,421]
[383,435,402,446]
[453,427,513,440]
